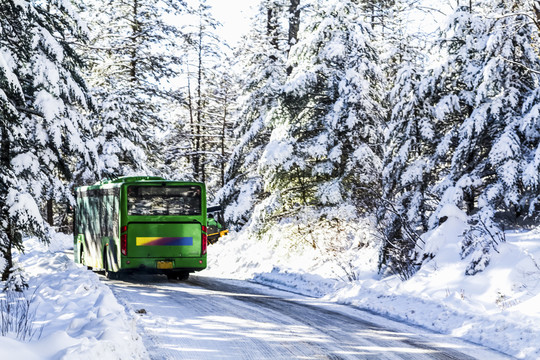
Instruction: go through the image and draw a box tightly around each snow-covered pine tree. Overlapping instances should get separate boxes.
[381,3,490,277]
[218,0,289,229]
[394,1,540,275]
[424,1,539,225]
[1,0,94,286]
[402,4,484,231]
[202,55,238,192]
[1,0,32,286]
[258,0,384,239]
[467,1,540,227]
[377,0,451,278]
[181,0,226,184]
[448,1,540,273]
[82,0,187,178]
[357,0,395,30]
[521,23,540,224]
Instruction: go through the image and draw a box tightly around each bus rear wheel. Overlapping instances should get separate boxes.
[106,270,120,280]
[81,249,92,270]
[104,255,120,280]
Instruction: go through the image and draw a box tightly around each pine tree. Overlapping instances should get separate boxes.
[380,1,540,276]
[391,4,482,233]
[202,56,238,192]
[82,0,187,178]
[1,0,94,286]
[218,0,289,229]
[424,1,540,227]
[258,0,384,236]
[470,1,540,226]
[378,0,439,277]
[380,3,490,277]
[182,0,225,184]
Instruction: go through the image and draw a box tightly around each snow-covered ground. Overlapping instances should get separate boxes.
[205,215,540,360]
[0,234,147,360]
[1,214,538,359]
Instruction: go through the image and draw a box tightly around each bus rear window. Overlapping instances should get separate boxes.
[127,185,202,216]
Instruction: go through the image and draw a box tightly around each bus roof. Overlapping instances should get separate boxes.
[101,176,165,184]
[77,176,204,191]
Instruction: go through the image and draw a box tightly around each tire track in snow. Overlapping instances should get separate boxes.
[105,274,512,360]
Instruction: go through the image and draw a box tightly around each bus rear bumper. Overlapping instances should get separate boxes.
[121,257,207,273]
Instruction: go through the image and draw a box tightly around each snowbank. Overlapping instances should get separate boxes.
[206,220,540,360]
[0,233,148,360]
[2,219,537,359]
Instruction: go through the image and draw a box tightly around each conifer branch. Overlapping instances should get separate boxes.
[15,106,44,118]
[498,56,540,75]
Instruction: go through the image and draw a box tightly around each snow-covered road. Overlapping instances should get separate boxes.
[105,274,512,360]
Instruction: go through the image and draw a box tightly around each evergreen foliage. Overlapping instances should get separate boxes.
[218,0,289,229]
[2,0,539,286]
[380,55,434,278]
[0,0,94,286]
[181,0,231,185]
[259,0,384,222]
[380,0,540,277]
[81,0,187,178]
[426,2,540,228]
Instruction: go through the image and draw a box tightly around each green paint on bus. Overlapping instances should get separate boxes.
[73,176,207,280]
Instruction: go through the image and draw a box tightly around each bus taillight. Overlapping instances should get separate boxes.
[202,225,207,255]
[121,233,127,255]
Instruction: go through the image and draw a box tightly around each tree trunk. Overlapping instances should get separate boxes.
[195,19,203,181]
[186,63,196,172]
[47,198,54,226]
[220,96,229,188]
[1,224,13,282]
[1,127,12,281]
[371,5,375,29]
[130,0,140,82]
[288,0,300,50]
[287,0,301,75]
[267,5,279,61]
[535,1,540,27]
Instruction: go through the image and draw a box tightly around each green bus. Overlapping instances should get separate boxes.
[73,176,207,280]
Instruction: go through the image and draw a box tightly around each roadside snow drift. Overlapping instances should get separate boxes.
[206,222,540,360]
[0,234,147,360]
[1,220,538,359]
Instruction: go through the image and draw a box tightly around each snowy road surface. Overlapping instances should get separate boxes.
[106,275,512,360]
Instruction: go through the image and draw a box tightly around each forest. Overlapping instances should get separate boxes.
[1,0,539,289]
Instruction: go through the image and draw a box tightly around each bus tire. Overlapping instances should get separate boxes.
[106,270,119,280]
[104,254,120,280]
[81,249,92,270]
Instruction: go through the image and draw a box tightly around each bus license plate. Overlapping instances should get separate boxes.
[157,261,173,269]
